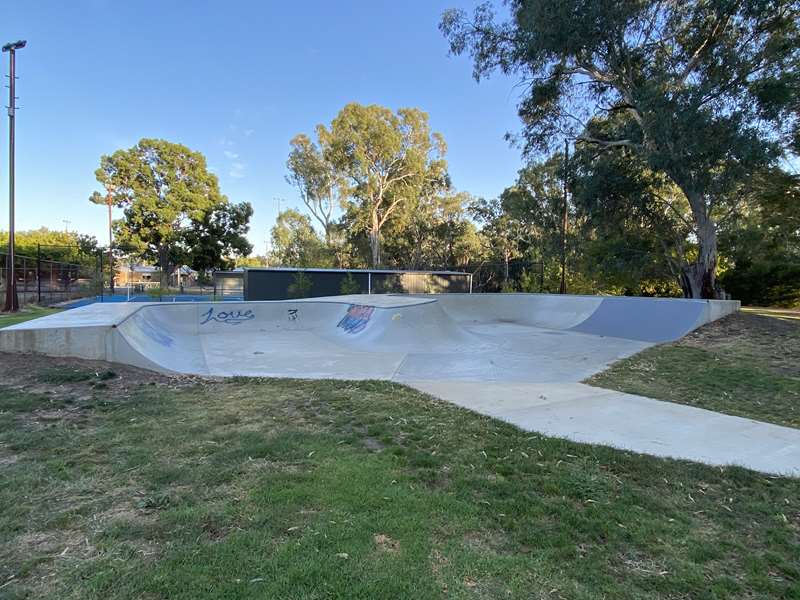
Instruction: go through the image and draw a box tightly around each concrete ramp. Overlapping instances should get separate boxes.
[6,293,798,477]
[0,293,739,379]
[422,293,735,343]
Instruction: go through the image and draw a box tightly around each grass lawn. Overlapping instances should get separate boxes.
[0,306,62,330]
[0,352,798,599]
[587,311,800,429]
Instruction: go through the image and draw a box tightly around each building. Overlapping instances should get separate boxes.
[114,264,198,289]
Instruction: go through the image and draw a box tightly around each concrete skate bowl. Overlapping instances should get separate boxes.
[418,293,735,343]
[0,294,739,383]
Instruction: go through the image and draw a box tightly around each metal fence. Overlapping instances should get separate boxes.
[466,260,545,293]
[0,246,101,307]
[243,267,473,301]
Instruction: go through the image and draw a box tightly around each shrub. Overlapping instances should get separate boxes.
[287,271,313,298]
[145,286,178,300]
[339,273,361,295]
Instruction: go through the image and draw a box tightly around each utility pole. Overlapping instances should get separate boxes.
[559,139,569,295]
[62,219,71,233]
[105,185,115,295]
[3,40,26,313]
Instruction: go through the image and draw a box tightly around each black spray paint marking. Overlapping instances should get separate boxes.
[200,307,255,325]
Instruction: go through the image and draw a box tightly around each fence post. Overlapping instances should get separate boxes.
[36,243,41,304]
[98,251,104,302]
[22,255,27,306]
[368,272,372,294]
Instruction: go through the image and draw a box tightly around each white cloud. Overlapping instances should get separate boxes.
[223,150,239,160]
[229,162,246,179]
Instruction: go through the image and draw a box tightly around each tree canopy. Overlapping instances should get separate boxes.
[92,138,252,284]
[318,103,450,267]
[270,209,331,268]
[441,0,800,297]
[0,228,98,266]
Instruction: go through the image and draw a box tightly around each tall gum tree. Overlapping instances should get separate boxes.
[286,133,338,243]
[441,0,799,298]
[317,103,449,267]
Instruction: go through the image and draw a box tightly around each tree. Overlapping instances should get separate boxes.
[286,134,338,242]
[569,139,695,295]
[441,0,799,297]
[93,138,251,286]
[469,197,529,287]
[269,209,331,267]
[0,228,98,265]
[236,255,268,268]
[89,188,123,293]
[317,103,449,267]
[381,190,483,269]
[182,200,253,273]
[718,169,800,306]
[499,155,577,291]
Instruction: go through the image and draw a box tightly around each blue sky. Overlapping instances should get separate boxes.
[3,1,523,252]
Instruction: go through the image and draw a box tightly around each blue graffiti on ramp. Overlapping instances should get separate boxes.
[137,315,174,347]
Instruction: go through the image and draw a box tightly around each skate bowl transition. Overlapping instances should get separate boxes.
[7,293,800,477]
[0,293,738,381]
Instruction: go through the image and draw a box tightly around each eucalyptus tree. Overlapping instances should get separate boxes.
[269,209,331,268]
[317,103,449,267]
[286,134,338,243]
[441,0,799,297]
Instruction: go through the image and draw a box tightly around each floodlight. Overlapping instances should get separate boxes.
[2,40,27,52]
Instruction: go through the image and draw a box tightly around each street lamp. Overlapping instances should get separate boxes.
[105,185,115,295]
[2,40,26,312]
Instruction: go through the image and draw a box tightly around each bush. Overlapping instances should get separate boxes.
[720,260,800,307]
[518,269,542,293]
[287,271,313,299]
[339,273,362,295]
[145,286,177,300]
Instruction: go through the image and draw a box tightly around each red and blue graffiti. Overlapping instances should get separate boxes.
[337,304,375,334]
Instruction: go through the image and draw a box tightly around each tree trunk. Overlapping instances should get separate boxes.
[368,217,381,267]
[681,204,719,299]
[158,245,170,289]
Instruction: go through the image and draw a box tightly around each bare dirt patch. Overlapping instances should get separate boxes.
[0,351,203,401]
[374,533,400,553]
[678,312,800,377]
[462,529,512,556]
[14,529,96,560]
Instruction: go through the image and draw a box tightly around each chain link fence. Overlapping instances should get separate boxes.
[463,260,545,293]
[0,245,102,307]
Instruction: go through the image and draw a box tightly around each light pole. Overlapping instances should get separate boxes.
[105,185,115,295]
[3,40,26,313]
[559,139,569,295]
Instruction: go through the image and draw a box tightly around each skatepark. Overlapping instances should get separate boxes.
[3,293,799,476]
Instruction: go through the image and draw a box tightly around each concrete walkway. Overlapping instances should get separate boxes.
[407,380,800,477]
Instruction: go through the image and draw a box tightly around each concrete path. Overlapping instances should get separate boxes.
[407,380,800,477]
